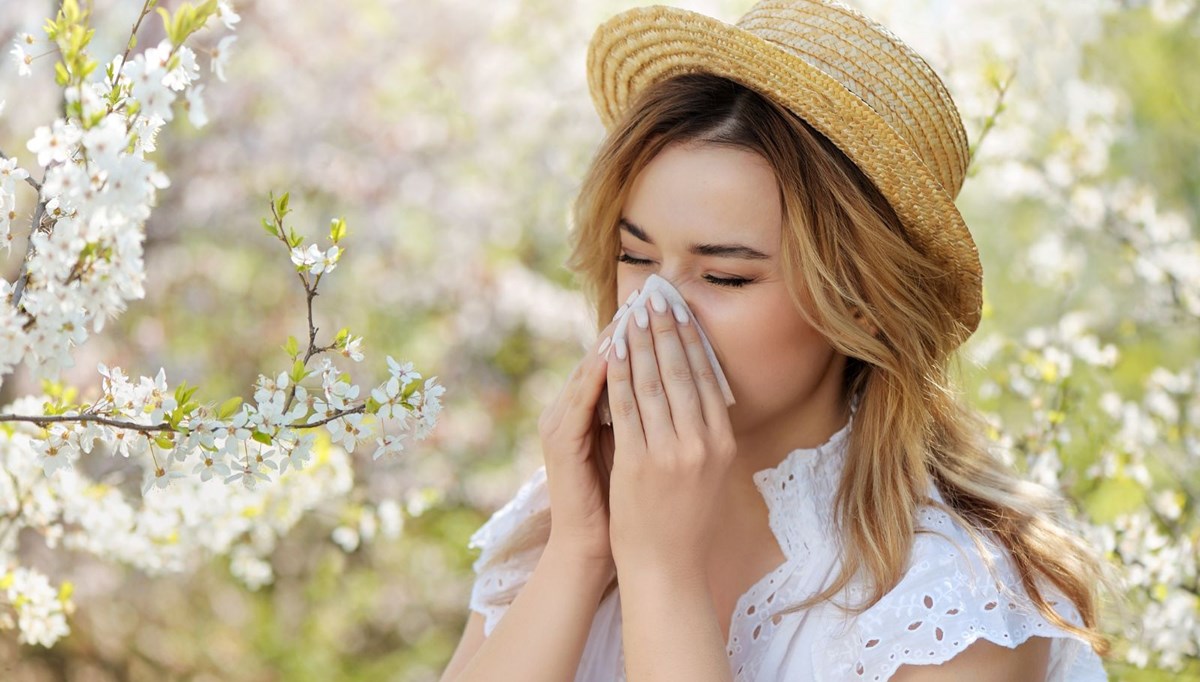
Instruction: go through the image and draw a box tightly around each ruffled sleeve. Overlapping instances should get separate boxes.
[813,498,1108,681]
[466,465,550,637]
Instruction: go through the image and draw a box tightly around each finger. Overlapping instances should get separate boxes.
[625,298,674,445]
[645,289,704,434]
[674,306,729,430]
[550,314,623,432]
[605,317,646,452]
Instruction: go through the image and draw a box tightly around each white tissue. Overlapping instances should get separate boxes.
[597,273,735,425]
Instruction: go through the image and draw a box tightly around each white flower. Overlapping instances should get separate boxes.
[211,35,236,82]
[386,356,421,386]
[161,46,199,91]
[372,432,406,460]
[2,568,70,647]
[26,120,81,168]
[327,412,366,453]
[340,334,363,362]
[192,452,232,482]
[331,525,359,552]
[185,83,208,128]
[224,461,271,489]
[289,243,341,275]
[142,465,186,494]
[217,1,241,30]
[10,42,32,77]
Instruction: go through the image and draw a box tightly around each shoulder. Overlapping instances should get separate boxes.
[812,491,1108,682]
[465,465,550,636]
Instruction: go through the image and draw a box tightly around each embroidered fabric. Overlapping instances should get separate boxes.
[466,465,550,637]
[811,497,1108,681]
[464,391,1107,680]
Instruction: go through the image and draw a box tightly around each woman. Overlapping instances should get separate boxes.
[441,1,1113,680]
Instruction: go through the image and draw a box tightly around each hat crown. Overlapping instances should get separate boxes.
[736,0,969,198]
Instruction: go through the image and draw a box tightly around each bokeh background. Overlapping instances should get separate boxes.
[1,0,1197,679]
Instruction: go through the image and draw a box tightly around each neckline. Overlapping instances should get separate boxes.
[722,392,861,662]
[750,391,860,484]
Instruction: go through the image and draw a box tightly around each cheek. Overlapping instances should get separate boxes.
[702,294,827,390]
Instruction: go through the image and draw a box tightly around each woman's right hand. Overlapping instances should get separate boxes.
[537,302,630,570]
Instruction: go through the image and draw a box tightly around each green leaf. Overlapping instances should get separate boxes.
[155,7,174,44]
[251,430,273,446]
[334,327,349,346]
[217,396,242,419]
[290,359,309,384]
[262,217,277,237]
[365,396,381,413]
[275,191,290,217]
[329,217,347,243]
[284,335,299,358]
[154,433,175,450]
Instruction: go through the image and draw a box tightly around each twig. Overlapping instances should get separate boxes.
[965,63,1017,174]
[0,402,366,432]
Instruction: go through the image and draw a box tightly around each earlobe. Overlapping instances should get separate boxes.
[851,307,880,338]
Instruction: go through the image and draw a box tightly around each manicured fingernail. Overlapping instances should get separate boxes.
[633,305,649,329]
[672,302,689,324]
[597,336,612,355]
[625,289,640,305]
[649,290,667,313]
[614,337,627,359]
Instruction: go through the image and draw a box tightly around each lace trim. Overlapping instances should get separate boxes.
[750,392,859,558]
[815,503,1106,681]
[466,466,549,636]
[728,394,860,679]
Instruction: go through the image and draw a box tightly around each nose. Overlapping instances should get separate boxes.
[626,271,691,306]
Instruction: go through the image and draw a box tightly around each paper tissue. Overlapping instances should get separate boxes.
[597,273,735,425]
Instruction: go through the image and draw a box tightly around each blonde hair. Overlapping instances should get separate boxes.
[475,72,1113,655]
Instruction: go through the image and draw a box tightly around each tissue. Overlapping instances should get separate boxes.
[597,273,735,425]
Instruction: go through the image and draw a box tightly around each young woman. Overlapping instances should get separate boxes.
[441,1,1113,680]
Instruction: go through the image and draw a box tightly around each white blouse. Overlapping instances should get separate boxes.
[466,400,1108,681]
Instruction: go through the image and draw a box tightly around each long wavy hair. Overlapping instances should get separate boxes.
[475,72,1113,655]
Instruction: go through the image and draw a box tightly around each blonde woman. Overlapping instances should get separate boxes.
[440,1,1113,680]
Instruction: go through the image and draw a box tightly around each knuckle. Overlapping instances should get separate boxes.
[636,377,665,398]
[666,364,693,383]
[693,358,718,384]
[651,322,675,338]
[612,397,639,419]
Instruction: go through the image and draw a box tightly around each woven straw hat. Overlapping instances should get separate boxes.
[587,0,984,347]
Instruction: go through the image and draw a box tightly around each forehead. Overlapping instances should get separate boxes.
[621,142,781,251]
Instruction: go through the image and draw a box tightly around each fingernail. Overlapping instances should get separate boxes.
[649,290,667,313]
[672,302,689,324]
[611,303,627,322]
[633,305,649,329]
[597,336,612,355]
[614,337,627,359]
[625,289,640,305]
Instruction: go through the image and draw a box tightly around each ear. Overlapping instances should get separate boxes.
[850,306,880,338]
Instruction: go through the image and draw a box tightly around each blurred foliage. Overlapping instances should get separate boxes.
[0,0,1197,679]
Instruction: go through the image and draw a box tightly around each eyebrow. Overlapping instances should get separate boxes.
[618,217,772,261]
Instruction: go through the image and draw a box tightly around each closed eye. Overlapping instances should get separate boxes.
[616,252,753,288]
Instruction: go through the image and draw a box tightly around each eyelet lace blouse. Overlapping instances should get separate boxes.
[465,398,1108,681]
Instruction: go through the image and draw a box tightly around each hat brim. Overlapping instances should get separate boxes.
[587,5,982,344]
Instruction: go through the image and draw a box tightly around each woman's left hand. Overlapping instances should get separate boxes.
[604,290,737,579]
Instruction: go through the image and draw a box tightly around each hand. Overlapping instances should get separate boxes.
[538,308,626,569]
[605,290,736,578]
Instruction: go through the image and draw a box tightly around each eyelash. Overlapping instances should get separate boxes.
[615,253,752,288]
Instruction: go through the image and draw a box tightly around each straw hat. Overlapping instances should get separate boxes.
[587,0,984,348]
